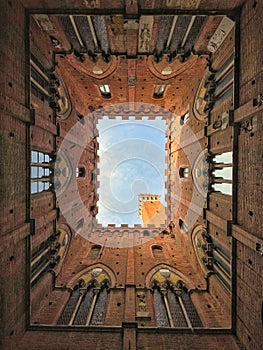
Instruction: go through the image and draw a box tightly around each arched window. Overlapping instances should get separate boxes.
[152,282,202,328]
[30,54,50,104]
[153,84,166,98]
[87,245,101,259]
[152,245,164,259]
[99,84,111,98]
[31,150,52,194]
[180,111,190,125]
[179,167,189,178]
[57,269,110,326]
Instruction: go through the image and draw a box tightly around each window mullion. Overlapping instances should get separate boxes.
[30,260,50,285]
[162,289,174,328]
[31,246,50,266]
[69,291,85,326]
[178,294,193,329]
[85,289,99,326]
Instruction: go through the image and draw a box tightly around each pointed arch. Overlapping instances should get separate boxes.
[145,263,195,290]
[67,263,117,289]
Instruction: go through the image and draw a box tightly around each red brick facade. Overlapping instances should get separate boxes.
[0,1,262,350]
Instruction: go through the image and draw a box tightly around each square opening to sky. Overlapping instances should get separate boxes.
[97,116,167,227]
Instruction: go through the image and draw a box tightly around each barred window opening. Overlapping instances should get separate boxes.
[57,280,109,326]
[31,151,52,194]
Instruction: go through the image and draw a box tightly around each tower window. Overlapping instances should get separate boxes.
[75,218,84,232]
[99,84,111,98]
[153,84,166,98]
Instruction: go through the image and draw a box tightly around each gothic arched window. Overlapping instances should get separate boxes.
[57,269,110,326]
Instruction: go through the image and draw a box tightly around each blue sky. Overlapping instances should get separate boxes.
[97,117,167,226]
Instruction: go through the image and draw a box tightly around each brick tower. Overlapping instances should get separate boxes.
[138,194,166,226]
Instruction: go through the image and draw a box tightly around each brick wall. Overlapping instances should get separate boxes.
[1,0,262,349]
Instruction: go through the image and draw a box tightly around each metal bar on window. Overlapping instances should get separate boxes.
[87,16,99,50]
[181,16,196,48]
[30,59,50,82]
[178,295,193,329]
[31,77,50,97]
[85,290,99,325]
[166,16,178,49]
[69,15,85,48]
[163,293,175,328]
[69,292,85,326]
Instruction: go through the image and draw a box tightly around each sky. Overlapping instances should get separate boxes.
[97,117,167,226]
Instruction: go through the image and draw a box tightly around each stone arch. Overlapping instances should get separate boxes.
[67,263,117,289]
[65,54,118,80]
[145,263,195,290]
[146,55,199,81]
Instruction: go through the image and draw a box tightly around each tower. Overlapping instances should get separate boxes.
[138,194,166,226]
